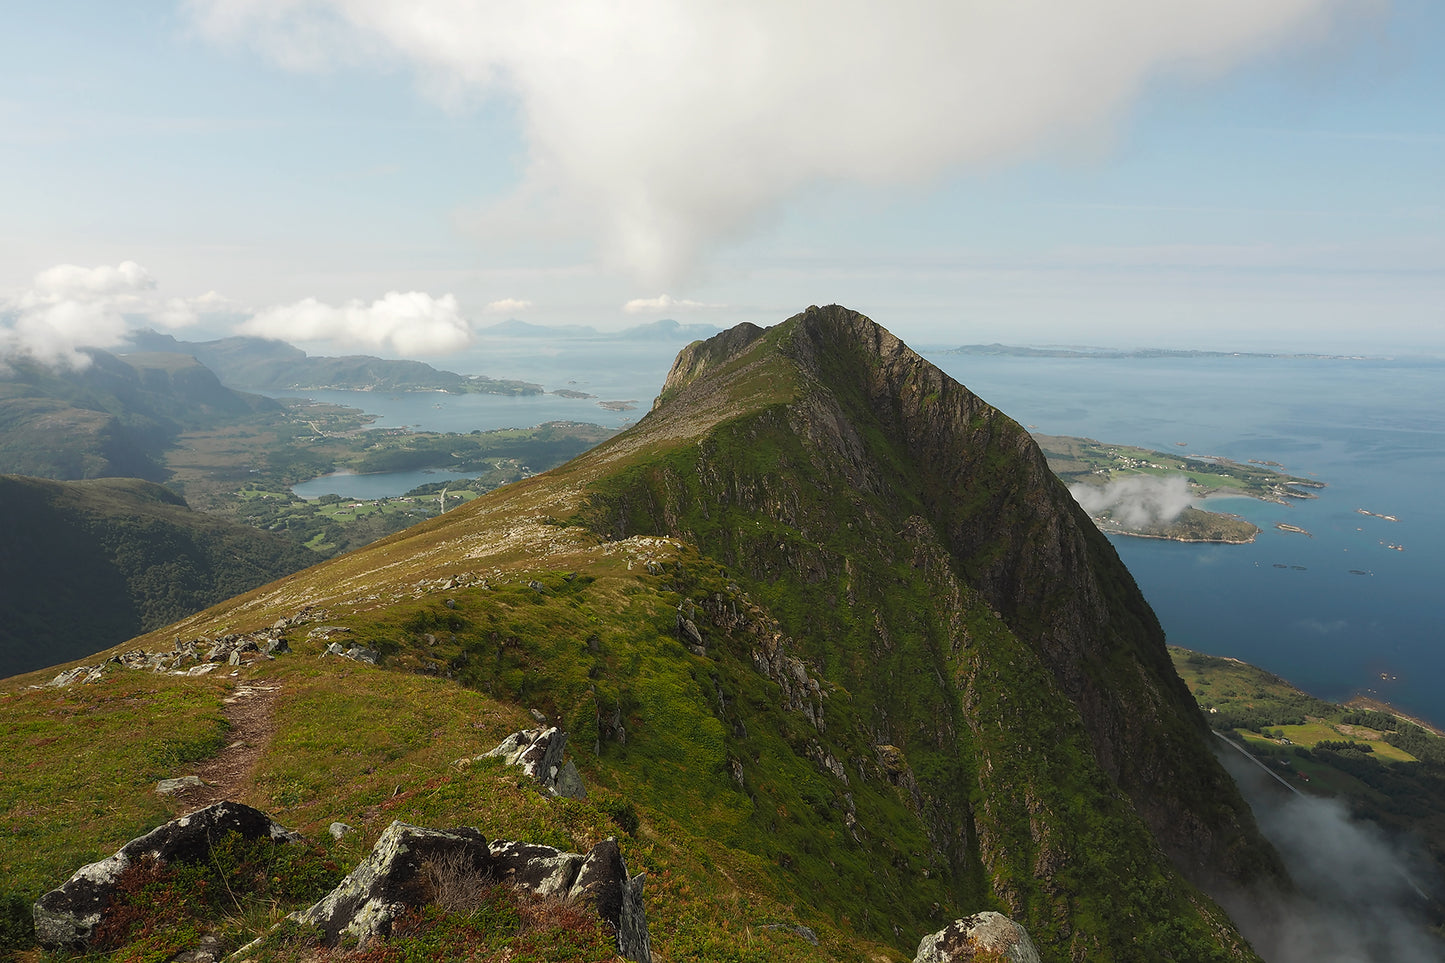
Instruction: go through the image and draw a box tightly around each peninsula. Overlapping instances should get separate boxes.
[1038,434,1325,543]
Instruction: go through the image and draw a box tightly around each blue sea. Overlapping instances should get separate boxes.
[284,339,1445,728]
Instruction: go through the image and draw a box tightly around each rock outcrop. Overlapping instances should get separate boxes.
[914,912,1040,963]
[43,619,304,688]
[33,801,301,948]
[292,821,650,962]
[481,726,587,799]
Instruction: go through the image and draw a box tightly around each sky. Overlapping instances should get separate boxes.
[1,0,1441,366]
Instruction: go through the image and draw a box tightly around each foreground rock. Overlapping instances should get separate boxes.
[481,726,587,799]
[292,820,650,962]
[914,912,1040,963]
[33,801,301,948]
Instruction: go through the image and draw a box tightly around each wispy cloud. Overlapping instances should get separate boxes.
[240,291,472,355]
[484,298,533,314]
[191,0,1352,285]
[622,294,722,315]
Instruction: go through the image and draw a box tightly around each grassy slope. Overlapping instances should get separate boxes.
[0,475,317,677]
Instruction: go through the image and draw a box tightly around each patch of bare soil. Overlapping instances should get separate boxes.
[165,679,281,811]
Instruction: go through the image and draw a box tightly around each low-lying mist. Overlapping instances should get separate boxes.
[1068,474,1194,528]
[1214,749,1443,963]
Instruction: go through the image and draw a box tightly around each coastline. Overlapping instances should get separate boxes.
[1103,528,1257,545]
[1346,695,1445,739]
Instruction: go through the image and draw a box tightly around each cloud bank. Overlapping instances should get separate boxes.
[1069,475,1194,528]
[1215,750,1441,963]
[192,0,1354,284]
[0,261,215,369]
[240,291,472,355]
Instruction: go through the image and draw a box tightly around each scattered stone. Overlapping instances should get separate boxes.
[914,912,1041,963]
[156,776,205,795]
[45,628,294,688]
[482,727,587,800]
[33,801,301,949]
[321,642,379,664]
[328,822,354,840]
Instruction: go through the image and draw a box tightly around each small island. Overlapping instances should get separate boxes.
[1037,434,1324,544]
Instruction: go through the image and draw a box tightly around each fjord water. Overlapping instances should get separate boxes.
[925,351,1445,729]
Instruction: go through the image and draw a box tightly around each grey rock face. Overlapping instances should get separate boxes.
[293,822,650,962]
[914,912,1041,963]
[482,727,587,799]
[33,801,301,948]
[291,822,492,946]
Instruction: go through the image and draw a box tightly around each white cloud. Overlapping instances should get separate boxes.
[484,297,533,314]
[191,0,1355,285]
[240,290,473,355]
[1069,475,1195,529]
[623,294,721,314]
[0,261,214,369]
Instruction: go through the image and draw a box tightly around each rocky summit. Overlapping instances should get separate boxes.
[3,306,1283,962]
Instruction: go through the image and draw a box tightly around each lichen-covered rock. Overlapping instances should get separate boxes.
[290,822,491,946]
[292,822,650,962]
[914,912,1041,963]
[33,801,301,948]
[482,726,587,799]
[487,839,586,897]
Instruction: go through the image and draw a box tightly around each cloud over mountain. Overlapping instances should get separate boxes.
[240,290,473,355]
[0,261,217,369]
[193,0,1352,284]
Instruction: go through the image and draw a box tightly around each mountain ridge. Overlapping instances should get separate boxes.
[4,306,1280,961]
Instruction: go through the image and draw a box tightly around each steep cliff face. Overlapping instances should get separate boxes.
[584,305,1282,955]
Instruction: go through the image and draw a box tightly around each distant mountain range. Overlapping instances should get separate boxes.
[123,331,543,395]
[0,348,278,481]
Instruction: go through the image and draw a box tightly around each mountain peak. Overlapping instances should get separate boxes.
[12,306,1280,961]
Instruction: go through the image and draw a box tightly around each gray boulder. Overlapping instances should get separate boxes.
[292,821,650,962]
[482,726,587,799]
[290,822,491,946]
[33,801,301,948]
[914,912,1041,963]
